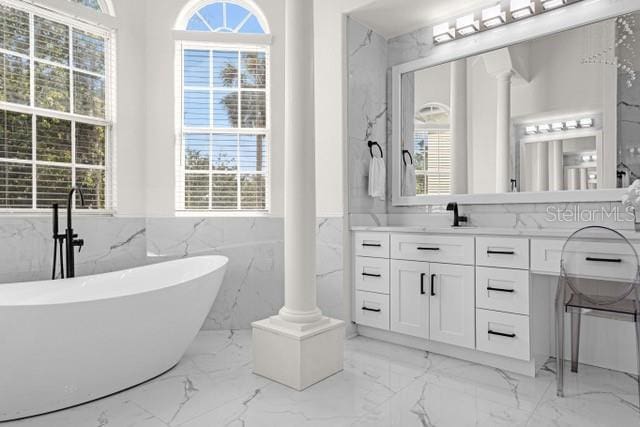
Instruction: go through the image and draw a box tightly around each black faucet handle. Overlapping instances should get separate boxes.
[74,238,85,252]
[459,215,469,223]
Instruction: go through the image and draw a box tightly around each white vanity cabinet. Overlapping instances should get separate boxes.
[353,230,545,377]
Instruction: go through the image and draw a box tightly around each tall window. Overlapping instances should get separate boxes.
[177,1,270,212]
[0,2,113,211]
[414,103,451,196]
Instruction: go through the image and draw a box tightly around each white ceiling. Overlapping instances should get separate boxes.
[348,0,503,39]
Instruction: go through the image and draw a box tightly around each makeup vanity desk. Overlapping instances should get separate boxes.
[350,225,640,377]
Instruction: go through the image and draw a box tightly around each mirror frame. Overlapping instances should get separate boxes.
[391,0,639,206]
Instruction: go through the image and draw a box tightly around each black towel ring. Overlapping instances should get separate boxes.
[402,150,413,166]
[368,141,383,159]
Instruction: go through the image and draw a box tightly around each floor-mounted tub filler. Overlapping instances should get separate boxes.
[0,256,228,422]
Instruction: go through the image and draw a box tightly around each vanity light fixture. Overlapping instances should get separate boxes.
[542,0,567,10]
[482,5,506,28]
[582,155,591,162]
[525,125,538,135]
[537,123,551,133]
[456,14,480,36]
[579,118,594,128]
[551,122,565,131]
[433,22,455,43]
[565,120,578,129]
[510,0,535,20]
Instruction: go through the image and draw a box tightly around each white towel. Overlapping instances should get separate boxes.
[403,163,417,196]
[368,157,386,201]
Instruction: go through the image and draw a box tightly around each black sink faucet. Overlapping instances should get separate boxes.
[65,187,85,278]
[446,202,468,227]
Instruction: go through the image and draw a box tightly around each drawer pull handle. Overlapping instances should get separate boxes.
[430,274,436,296]
[362,306,381,313]
[420,273,426,295]
[362,243,382,247]
[487,286,515,293]
[487,250,515,255]
[418,247,440,251]
[362,273,381,278]
[488,330,516,338]
[585,257,622,263]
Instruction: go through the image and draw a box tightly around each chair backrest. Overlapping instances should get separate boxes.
[560,226,640,306]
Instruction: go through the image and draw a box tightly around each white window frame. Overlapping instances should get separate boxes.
[0,0,116,214]
[175,39,272,214]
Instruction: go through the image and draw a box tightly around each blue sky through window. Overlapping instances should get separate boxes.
[186,1,265,34]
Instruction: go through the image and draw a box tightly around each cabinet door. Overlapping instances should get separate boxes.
[390,260,429,338]
[429,263,475,349]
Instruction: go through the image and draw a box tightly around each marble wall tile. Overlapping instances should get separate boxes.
[146,217,285,331]
[348,19,388,214]
[147,216,345,330]
[316,217,344,321]
[0,216,146,284]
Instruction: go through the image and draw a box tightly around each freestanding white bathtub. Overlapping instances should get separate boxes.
[0,255,228,422]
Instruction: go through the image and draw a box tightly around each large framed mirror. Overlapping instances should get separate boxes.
[391,1,640,205]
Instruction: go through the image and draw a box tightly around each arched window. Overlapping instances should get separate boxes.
[69,0,115,15]
[175,1,271,212]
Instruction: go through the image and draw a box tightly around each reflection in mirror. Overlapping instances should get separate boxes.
[399,12,640,199]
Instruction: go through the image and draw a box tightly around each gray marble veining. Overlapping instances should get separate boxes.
[348,18,388,215]
[0,216,147,284]
[6,330,638,427]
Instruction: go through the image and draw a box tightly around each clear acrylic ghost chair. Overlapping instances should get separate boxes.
[555,226,640,405]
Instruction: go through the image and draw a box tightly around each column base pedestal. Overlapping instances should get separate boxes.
[252,316,345,390]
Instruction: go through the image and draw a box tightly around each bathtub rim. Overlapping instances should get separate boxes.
[0,255,229,308]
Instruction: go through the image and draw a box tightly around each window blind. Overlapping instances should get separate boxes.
[0,1,114,212]
[414,127,451,196]
[176,43,270,212]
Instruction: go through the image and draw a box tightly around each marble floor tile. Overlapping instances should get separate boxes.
[5,331,639,427]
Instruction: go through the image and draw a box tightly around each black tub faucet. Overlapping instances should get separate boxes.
[446,202,468,227]
[65,187,85,278]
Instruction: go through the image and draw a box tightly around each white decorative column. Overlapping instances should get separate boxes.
[548,140,563,191]
[533,142,549,192]
[579,168,589,190]
[450,59,468,194]
[567,168,579,190]
[495,71,513,193]
[252,0,344,391]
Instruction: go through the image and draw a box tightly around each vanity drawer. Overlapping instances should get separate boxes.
[390,234,474,265]
[355,291,390,330]
[476,309,530,361]
[531,238,640,280]
[476,267,530,315]
[476,237,529,269]
[354,256,390,294]
[354,232,390,258]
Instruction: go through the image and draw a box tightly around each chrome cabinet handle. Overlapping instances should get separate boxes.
[488,330,516,338]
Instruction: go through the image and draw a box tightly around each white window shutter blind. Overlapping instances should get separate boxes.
[176,43,270,213]
[0,0,115,212]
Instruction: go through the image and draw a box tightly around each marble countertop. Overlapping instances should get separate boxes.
[350,225,640,240]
